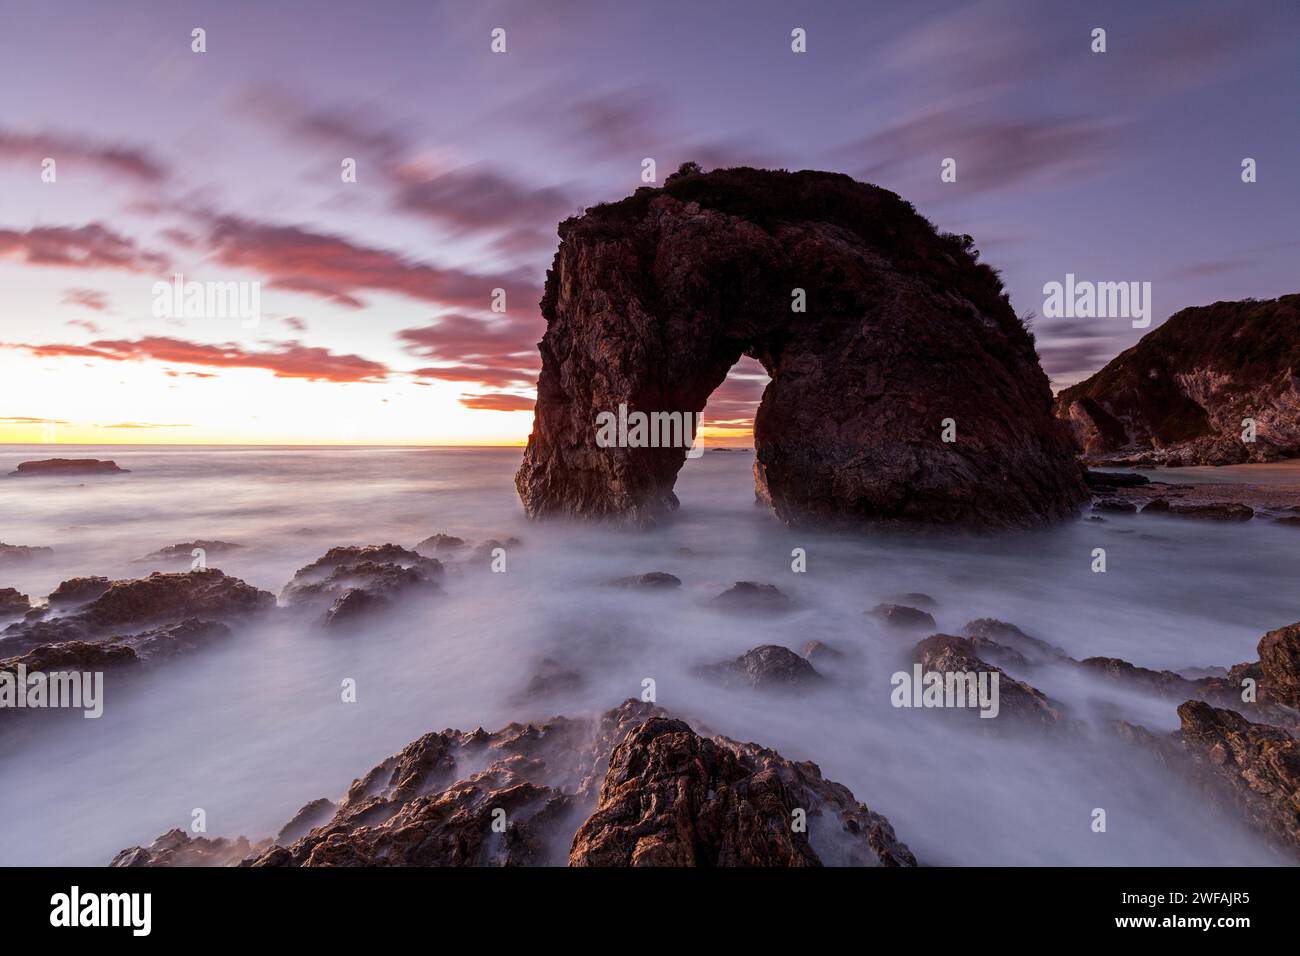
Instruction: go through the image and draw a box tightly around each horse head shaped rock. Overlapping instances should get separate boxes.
[515,165,1086,529]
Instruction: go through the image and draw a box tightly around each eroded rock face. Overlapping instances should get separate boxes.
[1176,701,1300,858]
[281,545,442,626]
[1055,294,1300,466]
[112,700,914,868]
[515,165,1086,529]
[570,715,914,866]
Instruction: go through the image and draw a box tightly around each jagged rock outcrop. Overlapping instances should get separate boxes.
[1175,701,1300,859]
[281,544,442,626]
[112,700,913,868]
[0,588,29,618]
[0,569,271,654]
[516,165,1086,529]
[570,715,913,866]
[0,542,53,563]
[1056,294,1300,466]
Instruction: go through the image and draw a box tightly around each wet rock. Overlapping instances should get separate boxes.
[603,571,681,589]
[1092,498,1136,513]
[114,619,233,662]
[113,700,913,868]
[1083,470,1150,491]
[518,657,586,699]
[515,165,1086,529]
[47,576,111,608]
[714,581,792,613]
[110,829,267,867]
[282,545,442,624]
[1077,657,1203,697]
[0,542,53,563]
[697,644,823,691]
[0,588,30,618]
[2,640,139,674]
[963,619,1068,665]
[8,458,128,477]
[1140,499,1254,520]
[1258,622,1300,710]
[869,603,936,630]
[570,715,914,866]
[1177,701,1300,860]
[275,798,337,845]
[884,592,937,609]
[472,537,522,560]
[139,540,243,562]
[802,640,845,670]
[414,533,467,556]
[912,634,1064,728]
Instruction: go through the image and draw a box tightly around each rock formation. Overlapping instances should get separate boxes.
[1056,294,1300,466]
[7,458,128,476]
[516,165,1086,529]
[111,700,914,868]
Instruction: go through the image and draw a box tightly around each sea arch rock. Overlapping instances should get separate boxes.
[515,166,1086,528]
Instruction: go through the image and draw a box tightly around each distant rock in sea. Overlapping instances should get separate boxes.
[8,458,128,477]
[1056,294,1300,466]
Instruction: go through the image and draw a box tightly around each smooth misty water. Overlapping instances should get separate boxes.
[1,444,1297,866]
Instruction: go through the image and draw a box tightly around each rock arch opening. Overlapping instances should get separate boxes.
[515,166,1087,529]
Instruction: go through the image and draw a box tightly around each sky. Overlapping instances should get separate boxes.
[0,0,1295,446]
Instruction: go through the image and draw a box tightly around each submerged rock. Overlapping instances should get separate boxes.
[8,458,128,477]
[603,571,682,589]
[911,634,1064,729]
[515,165,1086,529]
[869,603,936,630]
[1141,499,1254,520]
[139,540,243,562]
[714,581,792,613]
[697,644,824,691]
[282,544,442,626]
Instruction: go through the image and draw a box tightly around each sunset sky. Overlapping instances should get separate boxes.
[1,0,1295,445]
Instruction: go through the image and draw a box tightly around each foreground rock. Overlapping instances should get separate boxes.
[571,715,913,866]
[8,458,128,476]
[1056,294,1300,466]
[112,700,914,867]
[697,644,824,691]
[281,544,442,627]
[515,164,1086,529]
[1175,702,1300,859]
